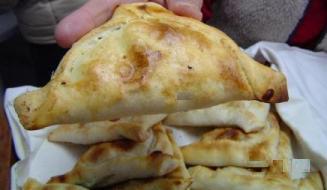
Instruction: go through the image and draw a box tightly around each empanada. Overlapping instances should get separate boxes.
[188,166,323,190]
[14,2,288,130]
[111,128,192,190]
[298,172,324,190]
[23,178,88,190]
[267,128,294,178]
[164,101,269,132]
[48,114,166,144]
[48,124,179,188]
[188,129,324,190]
[181,114,280,167]
[111,178,192,190]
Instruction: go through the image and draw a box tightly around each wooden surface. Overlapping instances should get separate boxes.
[0,95,11,190]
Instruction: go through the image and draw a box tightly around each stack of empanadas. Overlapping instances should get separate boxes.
[164,100,323,190]
[15,2,323,190]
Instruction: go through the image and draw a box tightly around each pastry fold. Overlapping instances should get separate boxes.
[164,101,269,133]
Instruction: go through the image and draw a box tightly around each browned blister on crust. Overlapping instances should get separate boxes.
[14,2,288,130]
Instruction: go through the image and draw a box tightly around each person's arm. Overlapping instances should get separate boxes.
[55,0,203,48]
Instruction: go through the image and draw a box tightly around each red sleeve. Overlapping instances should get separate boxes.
[287,0,327,50]
[201,0,216,22]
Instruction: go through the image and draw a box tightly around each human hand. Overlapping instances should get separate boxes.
[55,0,203,48]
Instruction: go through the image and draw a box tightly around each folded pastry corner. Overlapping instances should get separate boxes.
[14,2,288,130]
[48,124,179,188]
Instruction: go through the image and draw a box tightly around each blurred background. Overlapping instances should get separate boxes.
[0,10,37,90]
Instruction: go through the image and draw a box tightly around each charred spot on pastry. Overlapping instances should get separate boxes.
[26,106,30,112]
[262,89,274,101]
[138,4,147,11]
[87,145,108,162]
[76,123,85,129]
[173,179,182,185]
[149,151,163,159]
[217,128,241,140]
[249,141,268,160]
[51,175,67,183]
[263,61,271,67]
[97,36,103,40]
[249,168,264,172]
[113,26,121,31]
[61,81,66,85]
[187,65,193,70]
[109,118,120,122]
[111,139,136,151]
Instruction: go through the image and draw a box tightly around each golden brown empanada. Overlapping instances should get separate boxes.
[181,114,280,167]
[299,172,324,190]
[14,2,288,130]
[48,114,166,144]
[164,101,269,132]
[23,178,88,190]
[188,129,324,190]
[48,124,179,188]
[111,128,192,190]
[188,166,323,190]
[110,178,192,190]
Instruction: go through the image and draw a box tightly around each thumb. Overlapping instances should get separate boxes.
[166,0,203,20]
[55,0,147,48]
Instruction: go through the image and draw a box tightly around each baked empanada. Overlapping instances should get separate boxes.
[181,114,280,167]
[23,178,88,190]
[111,178,192,190]
[48,114,166,144]
[111,128,191,190]
[48,125,179,188]
[188,129,324,190]
[14,2,288,130]
[164,101,269,132]
[188,166,323,190]
[298,172,324,190]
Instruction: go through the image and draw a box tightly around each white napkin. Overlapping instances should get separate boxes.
[246,42,327,183]
[5,42,327,189]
